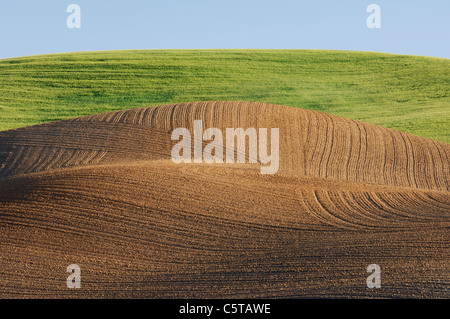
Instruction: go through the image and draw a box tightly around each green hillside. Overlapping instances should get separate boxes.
[0,50,448,143]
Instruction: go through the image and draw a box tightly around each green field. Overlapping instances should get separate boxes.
[0,50,448,143]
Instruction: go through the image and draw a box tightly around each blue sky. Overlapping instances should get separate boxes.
[0,0,449,59]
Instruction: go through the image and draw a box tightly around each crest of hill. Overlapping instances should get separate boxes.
[0,101,448,191]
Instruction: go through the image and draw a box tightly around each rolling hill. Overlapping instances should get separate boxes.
[0,101,448,298]
[0,50,448,143]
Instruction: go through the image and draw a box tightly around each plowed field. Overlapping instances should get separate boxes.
[0,101,448,298]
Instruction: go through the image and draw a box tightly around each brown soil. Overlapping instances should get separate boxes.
[0,101,448,298]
